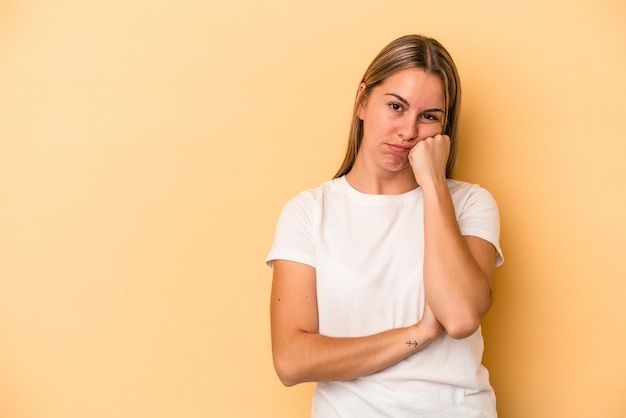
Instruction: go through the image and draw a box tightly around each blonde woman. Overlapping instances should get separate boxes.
[266,34,503,417]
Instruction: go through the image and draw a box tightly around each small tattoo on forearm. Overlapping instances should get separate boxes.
[406,340,419,347]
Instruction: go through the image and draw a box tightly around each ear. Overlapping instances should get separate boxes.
[355,83,367,120]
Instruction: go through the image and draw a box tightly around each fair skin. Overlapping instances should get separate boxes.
[270,68,496,387]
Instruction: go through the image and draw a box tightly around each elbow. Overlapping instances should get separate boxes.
[441,297,492,339]
[442,316,482,340]
[271,329,318,387]
[274,367,299,388]
[272,353,305,387]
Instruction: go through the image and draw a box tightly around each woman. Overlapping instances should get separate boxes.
[266,34,503,417]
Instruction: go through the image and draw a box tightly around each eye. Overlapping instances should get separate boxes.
[420,113,441,123]
[389,102,404,112]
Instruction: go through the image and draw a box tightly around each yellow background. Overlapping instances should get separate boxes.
[1,0,625,417]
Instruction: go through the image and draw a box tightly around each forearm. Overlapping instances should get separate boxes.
[272,320,438,387]
[421,179,493,339]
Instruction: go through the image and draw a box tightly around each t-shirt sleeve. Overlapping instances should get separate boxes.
[265,192,317,269]
[457,186,504,267]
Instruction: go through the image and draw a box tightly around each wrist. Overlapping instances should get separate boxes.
[405,321,441,352]
[420,319,444,342]
[417,173,448,193]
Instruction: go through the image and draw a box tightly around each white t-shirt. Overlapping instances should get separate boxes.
[267,176,503,417]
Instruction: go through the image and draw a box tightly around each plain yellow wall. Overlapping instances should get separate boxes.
[1,0,625,417]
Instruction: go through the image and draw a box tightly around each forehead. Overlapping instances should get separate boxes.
[375,68,444,105]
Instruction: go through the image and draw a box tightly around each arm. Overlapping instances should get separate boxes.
[270,259,442,387]
[409,135,497,339]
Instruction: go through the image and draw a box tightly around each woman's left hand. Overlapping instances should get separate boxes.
[408,134,450,186]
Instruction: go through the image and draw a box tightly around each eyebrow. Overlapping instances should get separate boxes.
[384,93,444,113]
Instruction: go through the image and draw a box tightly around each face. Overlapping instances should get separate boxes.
[356,68,445,174]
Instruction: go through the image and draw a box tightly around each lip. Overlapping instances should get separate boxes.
[387,143,412,154]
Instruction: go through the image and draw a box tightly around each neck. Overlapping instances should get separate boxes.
[345,164,418,195]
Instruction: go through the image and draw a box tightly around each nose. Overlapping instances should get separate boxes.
[398,117,419,142]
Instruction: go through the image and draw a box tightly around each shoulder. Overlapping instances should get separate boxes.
[447,178,488,195]
[447,179,498,209]
[284,177,345,208]
[278,177,344,219]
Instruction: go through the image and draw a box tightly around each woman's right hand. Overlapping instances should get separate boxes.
[420,302,445,340]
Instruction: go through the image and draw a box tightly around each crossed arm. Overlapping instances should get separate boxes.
[411,134,497,339]
[270,229,495,386]
[270,259,444,387]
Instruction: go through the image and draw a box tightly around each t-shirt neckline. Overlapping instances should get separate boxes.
[336,175,422,204]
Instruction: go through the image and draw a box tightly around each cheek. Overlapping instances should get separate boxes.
[419,123,443,138]
[363,115,389,139]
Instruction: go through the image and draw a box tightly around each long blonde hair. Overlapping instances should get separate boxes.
[334,34,462,179]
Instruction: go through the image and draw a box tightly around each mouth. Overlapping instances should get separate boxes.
[387,143,413,154]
